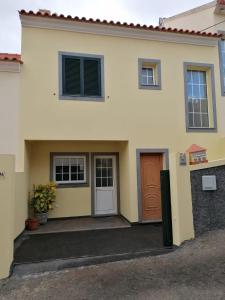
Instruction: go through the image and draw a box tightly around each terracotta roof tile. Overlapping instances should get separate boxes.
[0,53,22,64]
[217,0,225,5]
[19,10,221,38]
[186,144,207,153]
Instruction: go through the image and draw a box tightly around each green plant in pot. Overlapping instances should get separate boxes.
[31,182,57,225]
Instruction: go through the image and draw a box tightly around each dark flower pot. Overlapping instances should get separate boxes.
[35,212,48,225]
[25,218,39,231]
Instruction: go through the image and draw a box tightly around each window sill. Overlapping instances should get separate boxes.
[139,84,161,90]
[187,127,217,133]
[56,182,89,189]
[59,95,105,102]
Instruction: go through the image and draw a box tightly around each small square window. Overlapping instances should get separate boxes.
[139,59,161,90]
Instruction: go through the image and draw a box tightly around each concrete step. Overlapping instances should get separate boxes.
[12,247,175,277]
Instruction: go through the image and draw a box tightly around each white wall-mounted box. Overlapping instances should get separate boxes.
[202,175,217,191]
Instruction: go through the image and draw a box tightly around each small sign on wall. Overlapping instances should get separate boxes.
[0,171,5,178]
[186,144,208,165]
[179,153,187,166]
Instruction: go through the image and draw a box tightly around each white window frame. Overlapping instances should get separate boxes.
[53,155,87,184]
[138,58,162,90]
[187,70,209,129]
[184,62,217,133]
[141,67,155,86]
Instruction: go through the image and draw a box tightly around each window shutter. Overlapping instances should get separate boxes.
[83,59,101,96]
[63,57,81,95]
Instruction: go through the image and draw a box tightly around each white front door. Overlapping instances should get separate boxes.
[94,155,117,215]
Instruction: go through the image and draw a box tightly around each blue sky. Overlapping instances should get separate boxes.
[0,0,212,53]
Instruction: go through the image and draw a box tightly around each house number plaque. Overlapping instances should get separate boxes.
[179,153,187,166]
[0,171,5,177]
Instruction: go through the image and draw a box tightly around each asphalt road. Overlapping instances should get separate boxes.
[1,229,225,300]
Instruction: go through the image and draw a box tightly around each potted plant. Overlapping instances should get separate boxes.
[25,218,39,231]
[31,182,57,225]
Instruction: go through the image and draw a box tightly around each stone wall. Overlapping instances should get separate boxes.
[191,165,225,236]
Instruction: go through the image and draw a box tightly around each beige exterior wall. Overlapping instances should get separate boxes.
[163,2,225,134]
[163,3,225,33]
[29,141,130,219]
[0,155,15,279]
[2,9,225,280]
[14,143,30,238]
[13,18,225,257]
[18,23,225,245]
[20,27,225,161]
[0,151,29,279]
[118,142,131,220]
[0,63,27,278]
[14,171,29,237]
[29,141,197,244]
[169,153,195,245]
[0,63,20,159]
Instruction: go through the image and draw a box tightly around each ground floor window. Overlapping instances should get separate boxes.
[53,155,87,185]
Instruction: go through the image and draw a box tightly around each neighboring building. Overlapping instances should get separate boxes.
[161,0,225,33]
[2,5,225,278]
[0,53,22,279]
[162,0,225,123]
[0,54,21,157]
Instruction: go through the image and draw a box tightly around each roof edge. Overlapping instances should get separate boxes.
[0,53,23,64]
[19,9,221,39]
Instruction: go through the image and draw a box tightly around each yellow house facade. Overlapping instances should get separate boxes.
[18,11,225,235]
[2,5,225,278]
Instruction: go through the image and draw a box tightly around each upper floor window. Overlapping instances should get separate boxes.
[187,70,209,128]
[184,63,217,132]
[219,40,225,96]
[59,52,104,101]
[141,67,154,86]
[138,59,161,90]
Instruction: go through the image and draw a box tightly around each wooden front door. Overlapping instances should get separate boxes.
[140,154,163,222]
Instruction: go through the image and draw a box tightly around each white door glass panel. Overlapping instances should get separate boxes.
[94,156,117,215]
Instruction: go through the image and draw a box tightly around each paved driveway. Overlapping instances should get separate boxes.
[14,224,163,264]
[1,229,225,300]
